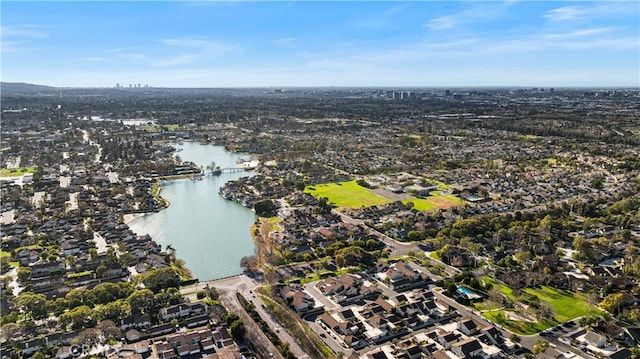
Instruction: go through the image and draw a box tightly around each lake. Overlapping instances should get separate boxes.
[128,142,257,280]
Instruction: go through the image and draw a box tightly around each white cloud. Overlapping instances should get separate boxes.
[1,25,50,39]
[1,25,50,53]
[424,16,458,30]
[543,6,583,21]
[273,37,296,47]
[152,37,235,66]
[543,3,638,21]
[423,4,507,31]
[544,27,616,39]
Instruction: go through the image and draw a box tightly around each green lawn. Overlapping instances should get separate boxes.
[479,276,593,334]
[0,167,35,177]
[525,286,591,322]
[267,217,283,231]
[305,181,392,209]
[403,192,463,212]
[483,310,554,335]
[139,124,180,132]
[423,179,454,190]
[68,271,92,279]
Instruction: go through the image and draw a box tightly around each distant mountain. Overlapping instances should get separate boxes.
[1,82,58,95]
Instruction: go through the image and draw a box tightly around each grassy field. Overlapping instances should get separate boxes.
[139,124,180,132]
[267,217,283,231]
[482,310,554,335]
[403,192,463,212]
[305,181,392,208]
[305,180,462,212]
[525,285,591,322]
[0,167,35,177]
[479,276,593,334]
[425,179,454,190]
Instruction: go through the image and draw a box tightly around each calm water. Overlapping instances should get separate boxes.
[128,142,256,280]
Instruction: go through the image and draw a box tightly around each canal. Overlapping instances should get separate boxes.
[128,142,257,280]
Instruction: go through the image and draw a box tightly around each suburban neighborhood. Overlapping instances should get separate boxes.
[1,84,639,359]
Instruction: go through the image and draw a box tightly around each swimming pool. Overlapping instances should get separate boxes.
[457,285,482,299]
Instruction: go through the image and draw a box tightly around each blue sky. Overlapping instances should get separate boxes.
[2,1,639,87]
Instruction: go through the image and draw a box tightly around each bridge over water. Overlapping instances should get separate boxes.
[204,167,248,175]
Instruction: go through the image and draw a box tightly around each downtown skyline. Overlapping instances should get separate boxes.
[2,0,639,88]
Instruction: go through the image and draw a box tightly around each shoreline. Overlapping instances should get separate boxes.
[122,212,146,224]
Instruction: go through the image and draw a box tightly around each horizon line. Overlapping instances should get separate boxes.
[3,82,639,90]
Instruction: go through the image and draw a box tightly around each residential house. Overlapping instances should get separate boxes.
[451,337,483,359]
[458,318,479,336]
[281,286,317,313]
[583,331,607,348]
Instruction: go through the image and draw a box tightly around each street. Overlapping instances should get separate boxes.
[182,275,311,359]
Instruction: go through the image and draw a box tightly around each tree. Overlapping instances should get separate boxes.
[66,254,75,269]
[445,282,458,296]
[17,267,31,283]
[97,299,130,322]
[366,239,380,250]
[127,289,155,316]
[536,303,554,321]
[15,292,48,319]
[407,230,424,242]
[254,199,276,217]
[294,182,306,191]
[600,293,624,315]
[533,339,549,354]
[356,179,370,188]
[75,328,100,346]
[334,246,375,268]
[96,264,107,278]
[138,267,181,293]
[0,323,23,344]
[59,305,95,329]
[118,252,134,267]
[165,244,176,263]
[264,266,278,283]
[88,248,98,263]
[514,251,531,265]
[225,313,240,325]
[155,288,183,308]
[97,319,121,341]
[229,319,245,339]
[0,257,11,274]
[240,255,258,271]
[106,247,118,263]
[65,288,89,308]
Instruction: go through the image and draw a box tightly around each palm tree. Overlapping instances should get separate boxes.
[165,244,176,263]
